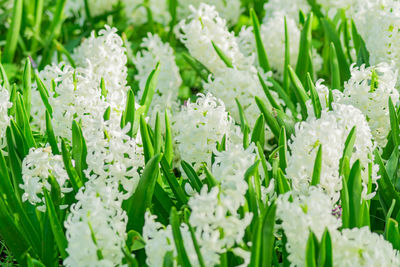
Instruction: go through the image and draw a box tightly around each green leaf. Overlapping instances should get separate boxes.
[23,58,32,116]
[140,62,160,116]
[184,210,206,267]
[2,0,23,63]
[389,98,400,146]
[35,73,53,117]
[311,145,322,186]
[288,65,309,119]
[261,202,277,267]
[164,112,173,166]
[235,98,250,148]
[278,127,287,171]
[251,9,270,72]
[348,160,363,228]
[340,158,350,228]
[126,154,162,232]
[43,190,68,259]
[46,111,59,154]
[339,126,356,176]
[251,114,265,148]
[318,229,333,267]
[126,230,146,251]
[283,16,291,92]
[160,156,188,206]
[182,52,212,82]
[307,73,322,119]
[124,89,136,138]
[170,207,192,267]
[181,160,202,193]
[16,94,36,149]
[72,120,88,182]
[385,218,400,250]
[211,41,233,68]
[163,251,174,267]
[268,77,297,116]
[255,96,280,139]
[296,12,313,83]
[277,169,291,194]
[329,43,341,89]
[257,73,283,112]
[322,18,350,82]
[305,231,318,267]
[139,115,154,164]
[61,139,82,193]
[202,164,218,189]
[351,20,370,67]
[153,113,162,155]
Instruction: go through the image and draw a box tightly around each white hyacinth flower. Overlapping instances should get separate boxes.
[20,146,72,212]
[172,93,242,171]
[337,63,399,147]
[134,33,182,126]
[64,185,127,267]
[332,227,400,267]
[176,3,251,76]
[287,103,378,201]
[263,0,310,23]
[277,187,342,267]
[0,85,12,148]
[177,0,242,26]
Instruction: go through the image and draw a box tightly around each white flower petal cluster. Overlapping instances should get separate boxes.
[277,187,342,267]
[352,1,400,84]
[73,25,129,111]
[177,0,242,26]
[337,63,399,147]
[0,85,12,148]
[287,103,378,201]
[20,146,71,212]
[238,12,322,79]
[64,185,127,267]
[176,3,251,75]
[122,0,171,26]
[172,93,241,170]
[134,33,182,126]
[332,227,400,267]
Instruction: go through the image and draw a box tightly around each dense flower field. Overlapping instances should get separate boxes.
[1,0,400,266]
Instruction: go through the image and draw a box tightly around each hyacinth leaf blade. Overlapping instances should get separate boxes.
[283,16,290,92]
[321,18,350,82]
[45,111,59,155]
[170,207,192,267]
[181,160,202,193]
[340,157,350,228]
[139,115,154,164]
[126,153,162,232]
[389,97,400,146]
[211,41,233,68]
[374,150,400,218]
[277,169,291,194]
[0,198,31,262]
[257,142,270,186]
[257,73,282,112]
[52,39,76,68]
[296,12,313,84]
[245,160,261,220]
[255,96,280,139]
[329,43,341,89]
[310,145,322,186]
[27,254,46,267]
[306,0,324,18]
[16,94,36,149]
[164,111,173,166]
[0,59,10,90]
[288,66,309,119]
[202,164,218,189]
[305,231,318,267]
[181,52,212,82]
[10,120,29,158]
[34,74,53,117]
[235,98,250,148]
[6,126,24,192]
[251,114,265,149]
[43,190,68,259]
[122,89,135,138]
[140,62,160,116]
[2,0,22,63]
[307,72,322,119]
[71,120,88,182]
[261,201,277,267]
[318,229,333,267]
[160,156,188,206]
[154,113,163,155]
[268,77,297,116]
[167,0,178,41]
[184,209,206,267]
[249,215,263,266]
[339,126,356,176]
[347,160,363,228]
[278,127,287,171]
[61,139,83,193]
[23,58,32,116]
[251,8,270,72]
[385,218,400,251]
[351,19,370,67]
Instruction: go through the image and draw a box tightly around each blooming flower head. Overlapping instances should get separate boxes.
[277,187,342,267]
[20,146,71,212]
[176,3,250,75]
[338,63,399,147]
[0,85,12,148]
[172,93,241,170]
[287,103,378,201]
